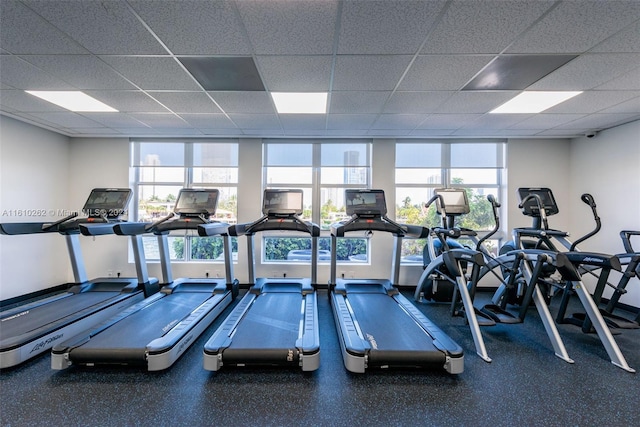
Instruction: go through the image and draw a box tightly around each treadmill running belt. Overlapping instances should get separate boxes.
[1,291,121,339]
[228,293,302,350]
[68,292,212,362]
[345,293,445,365]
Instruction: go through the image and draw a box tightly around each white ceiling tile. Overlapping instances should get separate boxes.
[409,128,456,137]
[209,92,276,114]
[399,56,493,91]
[329,91,390,114]
[128,113,191,128]
[99,57,201,90]
[0,89,67,112]
[371,114,425,130]
[256,56,333,91]
[591,21,640,53]
[28,112,103,128]
[416,114,482,130]
[200,128,244,136]
[597,97,640,114]
[383,91,452,114]
[422,0,554,54]
[545,91,640,114]
[236,0,338,55]
[459,114,531,130]
[82,113,149,128]
[338,0,446,54]
[596,67,640,90]
[506,1,640,53]
[84,91,170,113]
[367,128,411,136]
[326,114,377,130]
[552,113,640,130]
[148,92,222,114]
[23,0,166,54]
[178,114,236,129]
[128,0,252,55]
[437,92,518,114]
[0,56,75,90]
[279,115,327,130]
[332,55,413,91]
[508,114,587,130]
[228,114,282,130]
[20,55,137,90]
[529,54,640,91]
[0,1,87,54]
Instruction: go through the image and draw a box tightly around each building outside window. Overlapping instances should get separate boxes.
[130,140,238,262]
[395,141,506,263]
[263,140,371,264]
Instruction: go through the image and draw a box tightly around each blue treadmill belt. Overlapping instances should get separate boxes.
[1,291,121,339]
[345,293,444,365]
[229,293,302,350]
[68,292,212,361]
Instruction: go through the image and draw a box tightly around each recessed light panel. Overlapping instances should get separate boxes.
[271,92,328,114]
[179,57,265,91]
[490,91,582,114]
[463,55,577,91]
[25,91,118,112]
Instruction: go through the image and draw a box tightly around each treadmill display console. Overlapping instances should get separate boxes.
[345,189,387,216]
[82,188,132,218]
[174,189,219,216]
[262,189,303,215]
[517,187,559,217]
[434,188,470,215]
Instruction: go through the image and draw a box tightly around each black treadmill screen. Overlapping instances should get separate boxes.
[434,188,470,215]
[174,189,219,215]
[517,187,559,216]
[263,189,303,215]
[345,189,387,216]
[83,188,132,218]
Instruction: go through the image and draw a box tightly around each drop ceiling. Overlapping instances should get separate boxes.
[1,0,639,139]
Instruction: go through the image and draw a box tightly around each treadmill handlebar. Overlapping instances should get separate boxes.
[230,215,320,237]
[197,222,231,237]
[330,214,424,238]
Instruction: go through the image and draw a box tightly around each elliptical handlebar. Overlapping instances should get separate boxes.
[519,193,548,230]
[570,193,602,251]
[425,194,447,228]
[475,194,501,251]
[620,230,639,254]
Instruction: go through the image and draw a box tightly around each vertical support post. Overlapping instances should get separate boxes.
[157,233,173,285]
[66,234,88,284]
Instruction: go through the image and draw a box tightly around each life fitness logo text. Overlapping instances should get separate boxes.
[30,334,64,354]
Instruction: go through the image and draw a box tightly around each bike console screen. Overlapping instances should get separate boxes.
[517,187,559,217]
[83,188,132,218]
[174,189,219,216]
[434,188,470,215]
[262,189,303,216]
[345,189,387,217]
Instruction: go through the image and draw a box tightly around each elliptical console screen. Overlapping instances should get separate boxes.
[174,189,219,216]
[434,188,470,215]
[345,189,387,216]
[83,188,132,218]
[517,187,559,217]
[263,189,303,215]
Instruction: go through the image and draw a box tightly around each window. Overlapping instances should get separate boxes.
[396,141,506,263]
[130,140,238,262]
[263,140,371,263]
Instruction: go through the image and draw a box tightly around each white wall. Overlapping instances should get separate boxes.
[0,116,70,300]
[568,120,640,306]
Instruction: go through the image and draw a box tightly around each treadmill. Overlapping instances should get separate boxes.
[0,188,155,369]
[329,189,464,374]
[203,189,320,371]
[51,188,238,371]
